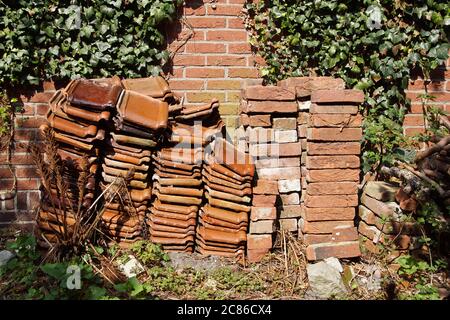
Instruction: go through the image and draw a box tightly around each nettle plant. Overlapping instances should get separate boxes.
[0,0,181,87]
[245,0,449,172]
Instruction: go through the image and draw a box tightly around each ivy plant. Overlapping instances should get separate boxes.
[245,0,449,172]
[0,0,182,87]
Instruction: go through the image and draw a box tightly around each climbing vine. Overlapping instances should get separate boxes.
[244,0,449,172]
[0,0,182,87]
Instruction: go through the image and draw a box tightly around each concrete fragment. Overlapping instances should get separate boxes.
[307,260,348,299]
[0,250,14,267]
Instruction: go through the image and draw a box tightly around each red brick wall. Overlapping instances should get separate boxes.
[0,0,263,227]
[404,57,450,137]
[1,0,449,230]
[165,0,262,132]
[0,83,58,229]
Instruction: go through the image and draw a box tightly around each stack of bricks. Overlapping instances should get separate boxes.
[238,77,366,262]
[359,181,422,262]
[301,88,364,261]
[237,85,302,262]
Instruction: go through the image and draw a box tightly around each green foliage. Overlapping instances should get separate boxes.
[396,254,447,300]
[0,0,182,86]
[245,0,449,172]
[416,202,447,230]
[130,240,169,266]
[0,90,18,138]
[1,234,113,299]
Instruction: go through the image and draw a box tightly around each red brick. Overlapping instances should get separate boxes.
[254,157,300,169]
[306,241,361,260]
[8,154,35,165]
[302,220,354,234]
[15,166,39,178]
[228,68,260,78]
[185,43,226,53]
[207,56,246,66]
[173,55,205,66]
[309,113,362,127]
[280,193,300,205]
[36,104,49,116]
[256,167,301,180]
[278,142,302,156]
[306,155,360,169]
[307,142,360,155]
[278,77,345,91]
[17,192,28,210]
[360,194,398,219]
[305,194,358,207]
[251,207,277,221]
[280,218,298,232]
[311,89,364,104]
[207,30,247,41]
[21,104,35,116]
[252,195,277,206]
[251,143,302,157]
[228,17,245,29]
[29,92,53,103]
[16,117,46,128]
[360,236,382,255]
[404,127,425,136]
[304,227,358,244]
[185,68,225,78]
[228,43,251,54]
[16,179,40,190]
[184,4,206,15]
[247,234,272,250]
[302,207,355,221]
[247,249,270,263]
[14,129,37,141]
[273,118,297,130]
[186,17,226,28]
[43,80,56,91]
[307,128,362,142]
[244,86,295,101]
[407,80,445,91]
[249,114,271,127]
[206,4,243,16]
[403,115,425,126]
[406,91,450,103]
[246,100,297,113]
[307,182,358,195]
[247,55,267,67]
[249,220,276,233]
[253,179,279,195]
[0,211,17,221]
[310,104,359,114]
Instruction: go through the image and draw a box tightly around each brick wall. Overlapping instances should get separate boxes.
[0,83,59,229]
[165,0,262,134]
[239,78,363,261]
[1,0,449,236]
[404,57,450,136]
[0,0,262,226]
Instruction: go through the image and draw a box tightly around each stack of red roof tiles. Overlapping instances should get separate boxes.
[36,76,255,260]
